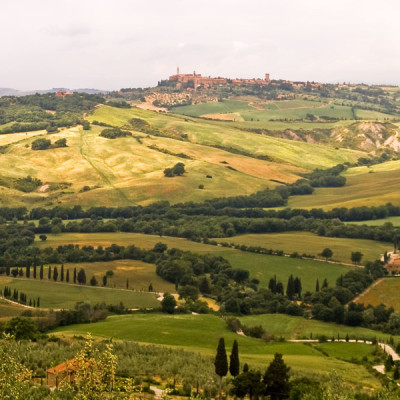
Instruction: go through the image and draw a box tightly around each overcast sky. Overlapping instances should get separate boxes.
[1,0,399,90]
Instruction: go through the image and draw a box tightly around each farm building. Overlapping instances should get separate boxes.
[46,359,78,388]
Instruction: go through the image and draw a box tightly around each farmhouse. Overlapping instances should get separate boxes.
[46,359,78,388]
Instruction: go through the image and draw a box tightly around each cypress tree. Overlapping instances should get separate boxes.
[33,265,37,279]
[294,277,302,298]
[73,268,77,284]
[19,268,23,277]
[322,278,328,289]
[61,265,64,282]
[214,337,228,400]
[276,282,284,295]
[286,275,295,300]
[66,269,70,283]
[229,340,240,377]
[37,297,40,307]
[48,266,52,280]
[315,279,320,292]
[126,279,129,289]
[103,275,107,287]
[6,266,10,276]
[53,266,58,281]
[40,265,43,280]
[268,276,277,293]
[26,266,30,278]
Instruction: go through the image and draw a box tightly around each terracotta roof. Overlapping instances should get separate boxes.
[47,359,78,374]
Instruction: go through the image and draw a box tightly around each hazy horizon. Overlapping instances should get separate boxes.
[1,0,400,91]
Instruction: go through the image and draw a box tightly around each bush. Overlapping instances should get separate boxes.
[31,138,51,150]
[100,128,132,139]
[54,138,67,148]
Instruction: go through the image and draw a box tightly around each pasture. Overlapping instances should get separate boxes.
[344,216,400,227]
[218,232,390,263]
[288,161,400,209]
[239,313,398,343]
[89,106,364,170]
[52,313,381,388]
[355,278,400,311]
[171,99,357,121]
[0,277,159,309]
[38,232,351,293]
[0,299,25,319]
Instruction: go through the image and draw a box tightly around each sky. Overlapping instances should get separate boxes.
[1,0,399,90]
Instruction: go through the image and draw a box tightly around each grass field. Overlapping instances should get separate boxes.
[52,313,381,388]
[0,299,25,319]
[0,105,367,208]
[288,160,400,209]
[218,232,390,263]
[239,314,398,343]
[90,106,364,170]
[38,232,351,293]
[344,216,400,227]
[0,277,159,309]
[171,99,358,121]
[355,278,400,311]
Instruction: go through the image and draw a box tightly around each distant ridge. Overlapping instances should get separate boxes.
[0,87,107,97]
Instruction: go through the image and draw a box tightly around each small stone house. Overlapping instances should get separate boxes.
[46,359,78,388]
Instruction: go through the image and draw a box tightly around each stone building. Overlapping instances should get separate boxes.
[46,359,78,388]
[168,69,270,89]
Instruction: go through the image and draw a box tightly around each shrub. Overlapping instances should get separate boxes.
[31,138,51,150]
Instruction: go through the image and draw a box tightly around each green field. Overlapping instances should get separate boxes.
[52,313,381,388]
[0,277,159,309]
[288,160,400,209]
[344,216,400,227]
[218,232,390,263]
[171,99,357,121]
[355,278,400,311]
[0,299,25,319]
[59,260,175,293]
[38,232,351,293]
[239,313,397,342]
[90,106,364,170]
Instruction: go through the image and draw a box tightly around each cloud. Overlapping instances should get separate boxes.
[0,0,399,90]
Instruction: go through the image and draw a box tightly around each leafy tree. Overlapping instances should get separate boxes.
[263,353,290,400]
[320,248,333,261]
[54,138,67,147]
[66,335,117,398]
[231,370,263,399]
[229,340,240,377]
[4,317,37,340]
[77,268,87,285]
[31,137,51,150]
[351,251,363,264]
[214,337,228,400]
[0,334,31,399]
[161,293,176,314]
[172,162,185,176]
